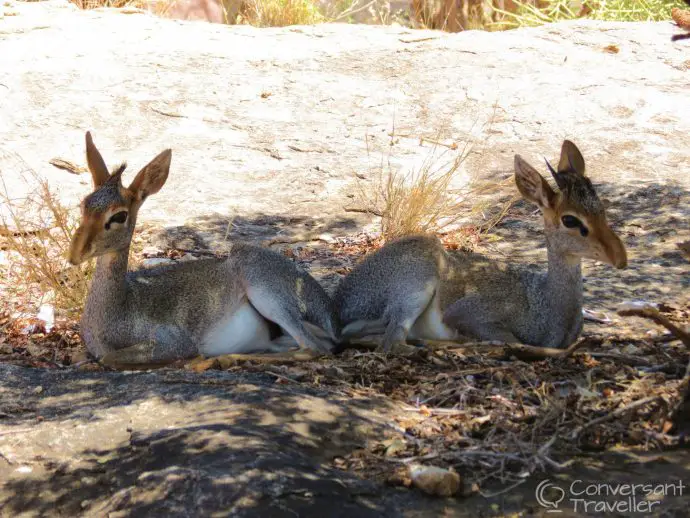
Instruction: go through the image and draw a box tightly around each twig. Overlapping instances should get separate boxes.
[586,352,652,367]
[150,105,185,118]
[399,37,441,44]
[478,477,527,498]
[169,248,219,257]
[49,158,87,174]
[343,206,384,217]
[330,0,377,22]
[0,451,14,465]
[0,428,34,437]
[443,450,527,464]
[400,405,467,416]
[412,339,504,350]
[570,396,661,440]
[213,351,322,365]
[395,452,440,464]
[618,305,690,349]
[504,336,600,361]
[264,235,330,246]
[265,371,302,384]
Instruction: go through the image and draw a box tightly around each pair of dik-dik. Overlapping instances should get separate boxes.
[69,133,627,365]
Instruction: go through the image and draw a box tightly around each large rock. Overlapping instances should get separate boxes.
[1,0,688,234]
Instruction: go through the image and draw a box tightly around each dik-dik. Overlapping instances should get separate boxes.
[335,140,627,351]
[69,132,340,365]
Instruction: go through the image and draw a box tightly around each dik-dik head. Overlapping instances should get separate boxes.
[68,132,171,265]
[513,140,627,269]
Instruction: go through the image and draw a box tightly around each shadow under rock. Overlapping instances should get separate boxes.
[147,213,361,254]
[483,180,689,314]
[0,364,398,517]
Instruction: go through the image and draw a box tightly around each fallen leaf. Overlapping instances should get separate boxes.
[603,44,619,54]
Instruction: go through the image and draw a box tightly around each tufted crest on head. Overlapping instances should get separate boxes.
[544,140,604,216]
[82,162,129,213]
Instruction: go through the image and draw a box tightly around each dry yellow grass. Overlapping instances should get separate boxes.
[352,133,477,241]
[237,0,325,26]
[0,167,92,316]
[353,111,512,243]
[70,0,146,9]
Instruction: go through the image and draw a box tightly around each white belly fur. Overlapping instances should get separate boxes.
[200,301,272,356]
[408,290,457,341]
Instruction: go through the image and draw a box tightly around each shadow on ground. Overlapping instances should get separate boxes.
[0,177,688,517]
[2,364,689,517]
[146,212,361,252]
[0,364,401,516]
[473,180,689,317]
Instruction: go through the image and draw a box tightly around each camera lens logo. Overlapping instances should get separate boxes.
[536,479,565,513]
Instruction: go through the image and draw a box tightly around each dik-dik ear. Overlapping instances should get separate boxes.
[557,140,585,176]
[85,131,110,187]
[128,149,172,201]
[514,154,556,210]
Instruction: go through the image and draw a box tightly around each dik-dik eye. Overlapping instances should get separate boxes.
[105,211,128,230]
[561,215,589,237]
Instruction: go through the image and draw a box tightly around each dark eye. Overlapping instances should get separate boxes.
[105,211,128,230]
[561,215,588,237]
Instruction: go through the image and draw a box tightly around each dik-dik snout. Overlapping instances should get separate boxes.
[514,140,628,270]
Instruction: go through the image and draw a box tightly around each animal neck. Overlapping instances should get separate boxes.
[543,232,583,313]
[86,246,130,312]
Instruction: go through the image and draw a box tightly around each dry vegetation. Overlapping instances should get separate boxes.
[0,155,92,319]
[352,138,474,241]
[237,0,325,26]
[65,0,687,29]
[349,116,516,245]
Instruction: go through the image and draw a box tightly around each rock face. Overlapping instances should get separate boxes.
[1,0,688,237]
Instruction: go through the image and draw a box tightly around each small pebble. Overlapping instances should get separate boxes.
[410,465,461,497]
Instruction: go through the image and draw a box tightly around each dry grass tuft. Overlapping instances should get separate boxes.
[0,156,91,317]
[236,0,325,26]
[69,0,146,9]
[374,143,470,241]
[353,122,509,244]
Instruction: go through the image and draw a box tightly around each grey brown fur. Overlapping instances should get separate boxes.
[335,140,627,350]
[70,132,339,365]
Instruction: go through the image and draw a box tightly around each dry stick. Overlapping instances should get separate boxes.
[342,206,384,216]
[349,337,597,361]
[569,396,661,440]
[213,351,321,364]
[586,352,651,367]
[607,303,690,430]
[504,336,600,361]
[265,234,330,246]
[49,158,87,174]
[0,428,34,437]
[618,306,690,349]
